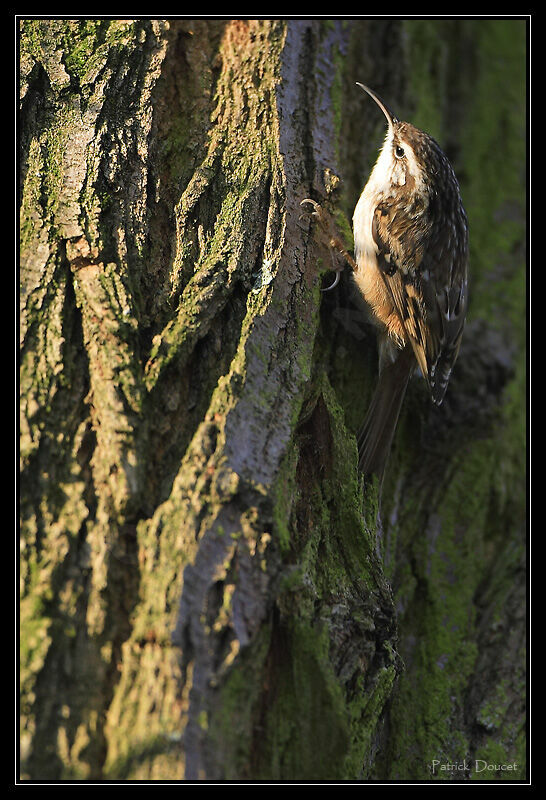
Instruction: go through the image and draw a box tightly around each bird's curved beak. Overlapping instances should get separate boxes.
[356,83,399,129]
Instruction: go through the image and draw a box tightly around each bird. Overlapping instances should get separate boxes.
[302,83,469,478]
[352,83,469,476]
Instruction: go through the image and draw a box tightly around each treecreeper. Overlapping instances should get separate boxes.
[302,83,469,477]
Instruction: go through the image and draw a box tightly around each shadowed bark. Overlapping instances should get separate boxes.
[19,18,526,781]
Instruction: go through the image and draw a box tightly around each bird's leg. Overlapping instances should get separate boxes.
[300,198,358,291]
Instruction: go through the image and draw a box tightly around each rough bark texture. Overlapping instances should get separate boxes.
[19,19,527,781]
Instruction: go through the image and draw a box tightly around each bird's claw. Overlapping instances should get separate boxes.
[299,197,324,223]
[321,269,341,292]
[300,198,345,292]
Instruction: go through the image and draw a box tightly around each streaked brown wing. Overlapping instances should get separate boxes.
[372,203,467,403]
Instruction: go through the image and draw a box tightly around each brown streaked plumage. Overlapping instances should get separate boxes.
[353,84,468,475]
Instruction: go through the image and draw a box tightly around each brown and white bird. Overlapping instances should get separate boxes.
[352,83,469,476]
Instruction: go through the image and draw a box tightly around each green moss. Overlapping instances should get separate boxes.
[250,620,349,781]
[290,373,377,588]
[376,416,525,780]
[61,20,103,82]
[403,19,449,138]
[458,20,526,334]
[471,739,525,782]
[103,732,184,781]
[272,439,300,553]
[20,104,81,253]
[327,25,345,161]
[43,122,69,225]
[318,376,378,571]
[344,664,397,778]
[19,137,44,255]
[21,19,137,89]
[207,623,273,779]
[266,372,395,779]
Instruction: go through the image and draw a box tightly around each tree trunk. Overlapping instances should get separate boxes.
[19,18,527,781]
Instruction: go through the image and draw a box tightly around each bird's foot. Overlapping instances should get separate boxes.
[300,198,357,291]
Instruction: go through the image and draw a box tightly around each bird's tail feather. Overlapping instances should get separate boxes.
[358,347,414,476]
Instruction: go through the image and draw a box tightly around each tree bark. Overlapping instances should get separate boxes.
[19,18,527,781]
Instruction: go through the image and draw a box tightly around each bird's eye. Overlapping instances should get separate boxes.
[395,145,405,159]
